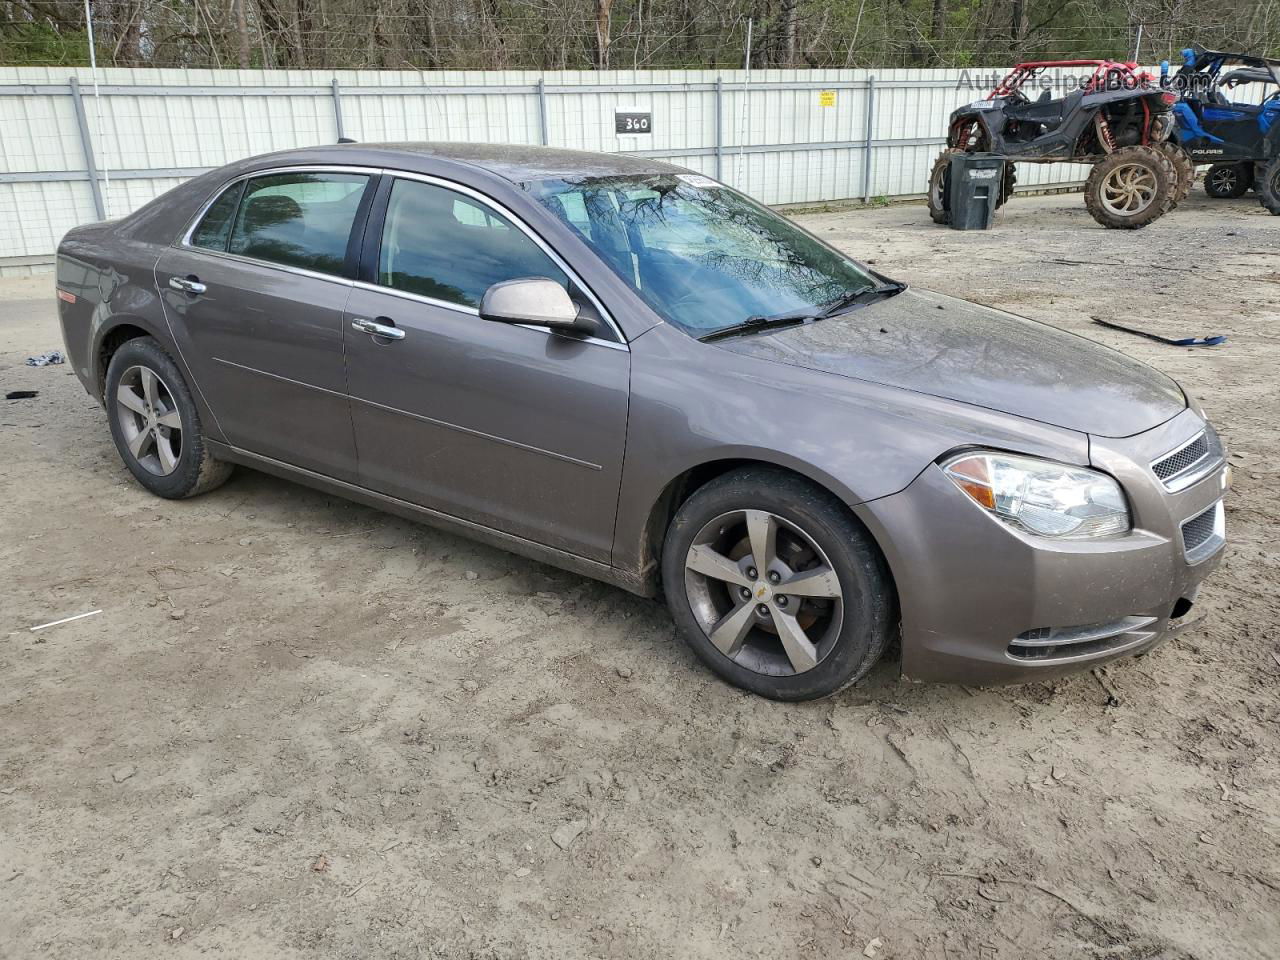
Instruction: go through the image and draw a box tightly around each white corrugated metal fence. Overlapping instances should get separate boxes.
[0,66,1095,274]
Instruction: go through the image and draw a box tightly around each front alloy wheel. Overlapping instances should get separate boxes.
[684,509,843,677]
[1099,162,1158,216]
[661,467,894,700]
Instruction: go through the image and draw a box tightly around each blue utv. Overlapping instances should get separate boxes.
[1167,45,1280,214]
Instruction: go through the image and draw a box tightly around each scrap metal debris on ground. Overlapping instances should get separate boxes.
[1092,317,1227,347]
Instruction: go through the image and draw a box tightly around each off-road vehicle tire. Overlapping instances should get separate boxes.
[1153,141,1194,208]
[1204,161,1251,199]
[105,336,234,499]
[996,161,1017,209]
[1258,157,1280,216]
[927,148,963,225]
[661,467,895,701]
[1084,146,1177,229]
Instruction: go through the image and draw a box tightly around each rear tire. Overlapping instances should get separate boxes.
[1083,146,1177,229]
[1259,157,1280,216]
[996,161,1017,209]
[1153,141,1194,208]
[660,468,895,701]
[105,336,233,499]
[1204,162,1250,199]
[927,148,962,225]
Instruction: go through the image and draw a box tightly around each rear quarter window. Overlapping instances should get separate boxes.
[189,182,244,251]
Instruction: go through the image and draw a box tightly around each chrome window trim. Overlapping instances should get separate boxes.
[377,171,627,346]
[1150,429,1222,493]
[175,164,627,347]
[180,247,358,287]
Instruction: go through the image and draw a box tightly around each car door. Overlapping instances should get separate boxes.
[156,168,375,482]
[342,175,630,563]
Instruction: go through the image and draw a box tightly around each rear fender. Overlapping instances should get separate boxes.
[89,303,226,444]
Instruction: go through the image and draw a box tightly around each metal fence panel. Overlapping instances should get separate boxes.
[1,65,1102,274]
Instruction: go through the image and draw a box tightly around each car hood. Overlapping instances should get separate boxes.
[711,288,1186,438]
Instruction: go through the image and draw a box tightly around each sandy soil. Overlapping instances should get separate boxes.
[1,189,1277,960]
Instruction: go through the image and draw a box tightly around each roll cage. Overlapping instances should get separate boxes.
[989,59,1154,100]
[1174,46,1280,93]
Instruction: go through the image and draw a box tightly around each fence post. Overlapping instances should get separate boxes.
[331,78,346,141]
[68,76,106,220]
[714,75,724,181]
[537,77,549,146]
[862,75,876,203]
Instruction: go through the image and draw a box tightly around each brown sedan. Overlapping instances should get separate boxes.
[57,143,1228,699]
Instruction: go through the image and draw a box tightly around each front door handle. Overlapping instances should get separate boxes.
[351,317,406,341]
[168,276,206,295]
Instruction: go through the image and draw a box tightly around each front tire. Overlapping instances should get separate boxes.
[1259,157,1280,216]
[1083,146,1177,229]
[1204,161,1250,199]
[105,336,233,499]
[660,468,895,701]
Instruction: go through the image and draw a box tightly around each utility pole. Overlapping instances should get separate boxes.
[235,0,251,69]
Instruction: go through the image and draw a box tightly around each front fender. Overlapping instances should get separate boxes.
[612,323,1087,578]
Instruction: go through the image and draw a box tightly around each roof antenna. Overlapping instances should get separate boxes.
[337,137,358,144]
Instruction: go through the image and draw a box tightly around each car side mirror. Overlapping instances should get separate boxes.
[480,277,597,334]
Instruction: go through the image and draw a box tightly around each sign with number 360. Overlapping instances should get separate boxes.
[615,110,653,135]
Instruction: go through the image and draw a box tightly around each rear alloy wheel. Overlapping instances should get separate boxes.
[1153,141,1194,208]
[1204,161,1251,199]
[1259,157,1280,216]
[116,364,184,477]
[105,336,233,498]
[661,468,894,701]
[1084,146,1177,229]
[927,148,962,225]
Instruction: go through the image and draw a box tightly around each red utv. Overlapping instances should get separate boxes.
[929,60,1191,229]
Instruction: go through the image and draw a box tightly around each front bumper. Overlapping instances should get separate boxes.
[858,408,1227,685]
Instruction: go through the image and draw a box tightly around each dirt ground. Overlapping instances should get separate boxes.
[1,189,1278,960]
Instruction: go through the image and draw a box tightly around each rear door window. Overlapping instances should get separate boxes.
[377,178,568,308]
[225,172,370,276]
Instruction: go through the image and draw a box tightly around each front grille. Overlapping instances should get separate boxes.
[1180,501,1224,563]
[1008,616,1159,662]
[1152,432,1209,483]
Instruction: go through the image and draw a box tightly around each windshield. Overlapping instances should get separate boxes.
[528,174,878,337]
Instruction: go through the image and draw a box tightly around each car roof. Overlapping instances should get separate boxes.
[273,142,690,183]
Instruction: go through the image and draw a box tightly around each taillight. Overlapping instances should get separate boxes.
[1159,92,1177,106]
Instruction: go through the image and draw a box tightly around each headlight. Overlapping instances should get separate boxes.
[942,451,1130,539]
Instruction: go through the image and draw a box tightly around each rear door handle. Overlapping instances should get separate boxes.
[168,276,206,295]
[351,317,406,341]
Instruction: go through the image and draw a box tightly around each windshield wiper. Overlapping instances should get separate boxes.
[697,313,811,343]
[697,281,907,344]
[815,281,907,319]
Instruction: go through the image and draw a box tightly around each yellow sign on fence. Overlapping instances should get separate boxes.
[818,90,837,107]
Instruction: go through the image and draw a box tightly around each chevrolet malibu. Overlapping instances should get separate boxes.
[56,143,1228,700]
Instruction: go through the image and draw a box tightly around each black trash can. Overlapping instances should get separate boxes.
[947,154,1006,230]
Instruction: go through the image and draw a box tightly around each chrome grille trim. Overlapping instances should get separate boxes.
[1150,427,1223,493]
[1008,616,1160,663]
